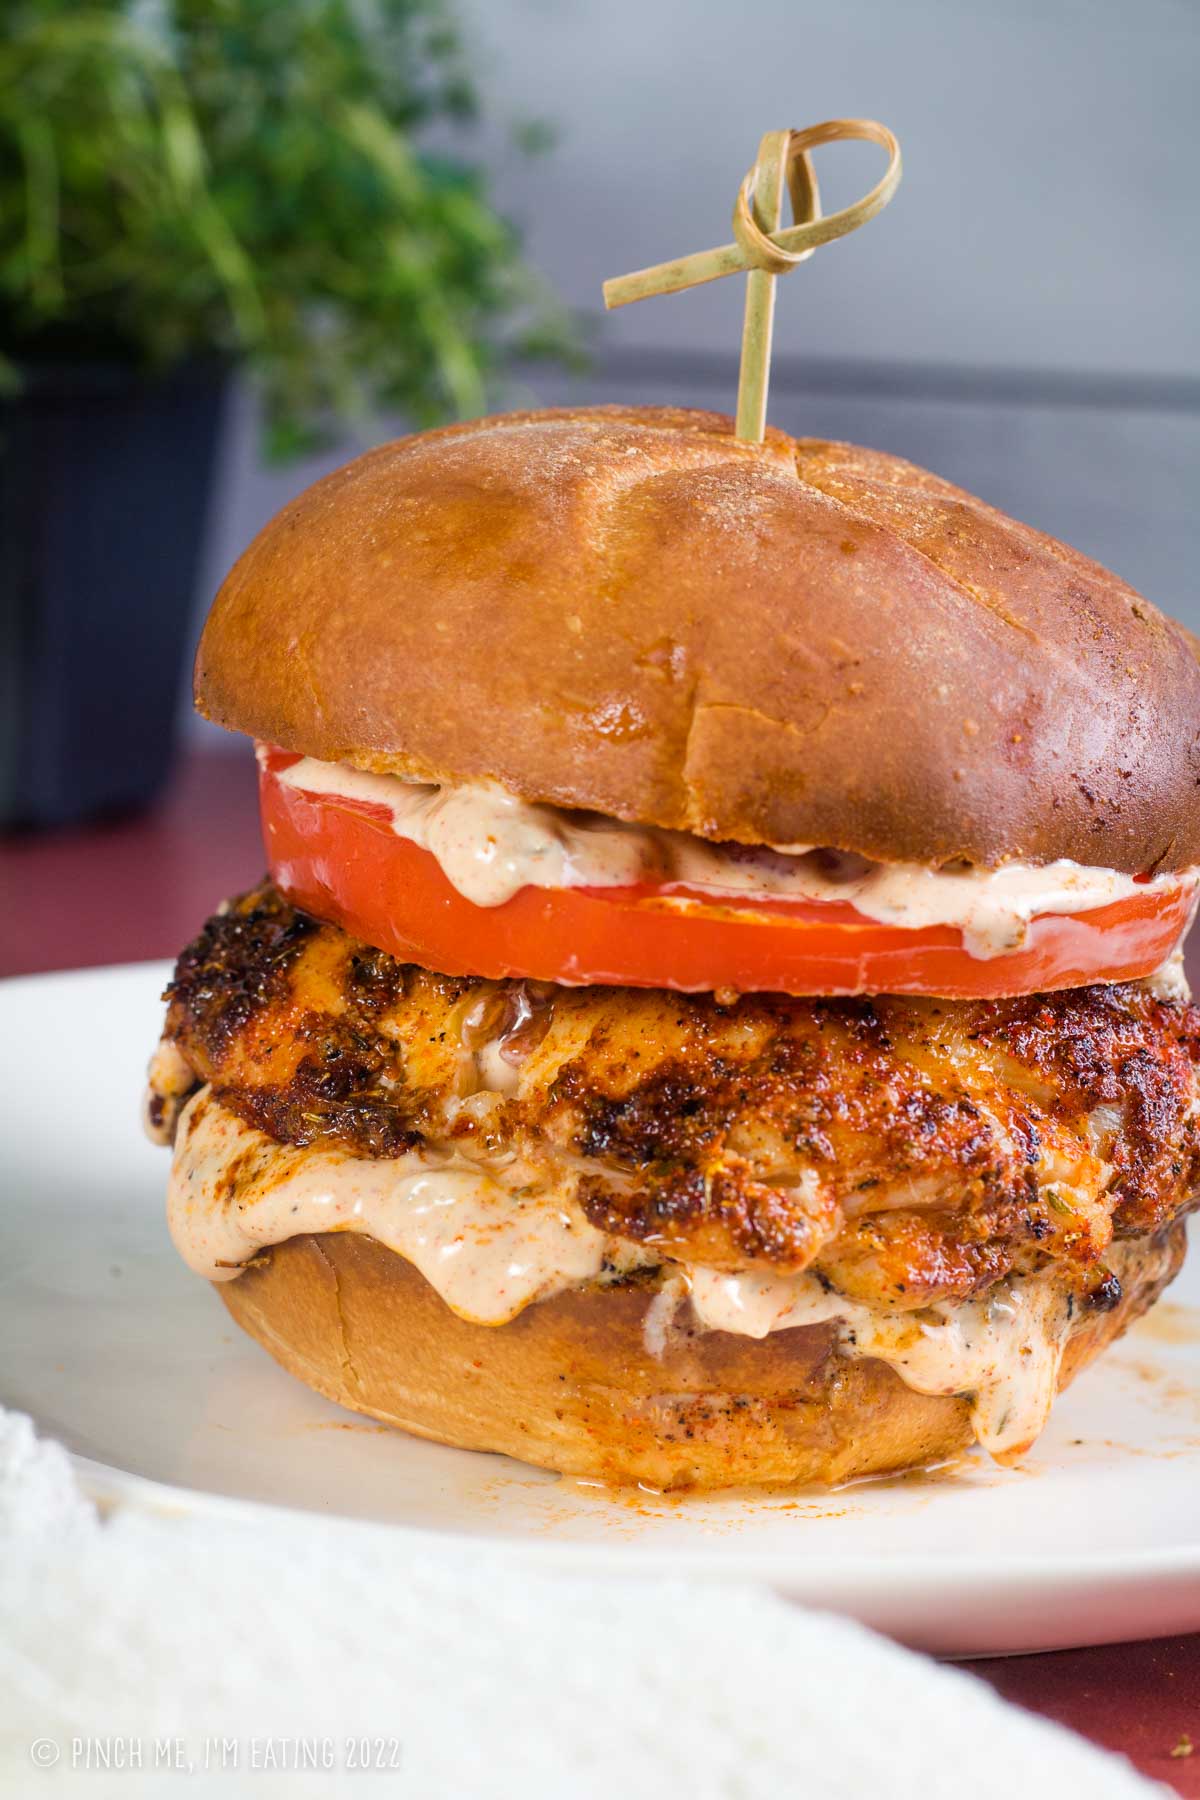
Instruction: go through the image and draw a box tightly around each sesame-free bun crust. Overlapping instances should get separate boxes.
[196,407,1200,873]
[218,1225,1184,1489]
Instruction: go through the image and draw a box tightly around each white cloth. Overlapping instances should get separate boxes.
[0,1409,1164,1799]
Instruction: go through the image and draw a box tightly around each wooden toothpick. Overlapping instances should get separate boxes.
[603,118,901,444]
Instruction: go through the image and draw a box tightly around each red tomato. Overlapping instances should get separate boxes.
[258,749,1195,999]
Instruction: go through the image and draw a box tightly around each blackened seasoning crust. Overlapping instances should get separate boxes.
[165,885,417,1156]
[158,882,1200,1306]
[166,884,317,1060]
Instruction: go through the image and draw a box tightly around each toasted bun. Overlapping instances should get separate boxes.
[218,1224,1184,1489]
[196,406,1200,873]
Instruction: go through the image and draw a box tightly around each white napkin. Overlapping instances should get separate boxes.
[0,1410,1164,1799]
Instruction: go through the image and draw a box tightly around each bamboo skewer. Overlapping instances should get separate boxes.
[603,118,901,443]
[736,132,792,440]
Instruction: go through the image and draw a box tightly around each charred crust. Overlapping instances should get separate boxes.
[558,1032,1009,1201]
[216,1072,417,1159]
[1082,1269,1124,1312]
[973,981,1200,1237]
[347,946,408,1015]
[564,1063,735,1167]
[157,884,1200,1301]
[165,881,317,1063]
[576,1163,825,1267]
[165,883,417,1157]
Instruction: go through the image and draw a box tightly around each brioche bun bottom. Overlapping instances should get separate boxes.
[217,1225,1186,1489]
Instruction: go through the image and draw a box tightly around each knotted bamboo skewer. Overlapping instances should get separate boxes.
[603,118,902,443]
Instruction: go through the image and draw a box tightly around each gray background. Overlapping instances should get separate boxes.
[191,0,1199,734]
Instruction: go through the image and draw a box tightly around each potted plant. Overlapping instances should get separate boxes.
[0,0,569,826]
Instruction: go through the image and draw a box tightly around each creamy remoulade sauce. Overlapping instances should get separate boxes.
[167,1088,652,1321]
[271,753,1198,961]
[164,1085,1154,1458]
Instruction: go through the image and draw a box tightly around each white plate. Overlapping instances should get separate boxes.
[4,961,1200,1656]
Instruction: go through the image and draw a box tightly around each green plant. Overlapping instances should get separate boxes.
[0,0,575,456]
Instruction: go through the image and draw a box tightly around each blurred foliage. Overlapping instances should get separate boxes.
[0,0,576,456]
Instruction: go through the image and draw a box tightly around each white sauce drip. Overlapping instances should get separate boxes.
[1141,945,1192,1003]
[274,754,1197,960]
[686,1268,1068,1458]
[167,1090,640,1325]
[166,1088,1123,1458]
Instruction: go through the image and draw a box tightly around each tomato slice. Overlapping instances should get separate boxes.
[258,750,1195,998]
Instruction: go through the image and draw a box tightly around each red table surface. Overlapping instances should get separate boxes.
[3,744,1200,1794]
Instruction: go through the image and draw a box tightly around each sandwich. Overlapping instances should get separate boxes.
[146,406,1200,1488]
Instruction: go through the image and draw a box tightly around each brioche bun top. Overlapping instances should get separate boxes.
[195,406,1200,872]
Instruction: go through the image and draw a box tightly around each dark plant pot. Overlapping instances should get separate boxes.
[0,360,228,828]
